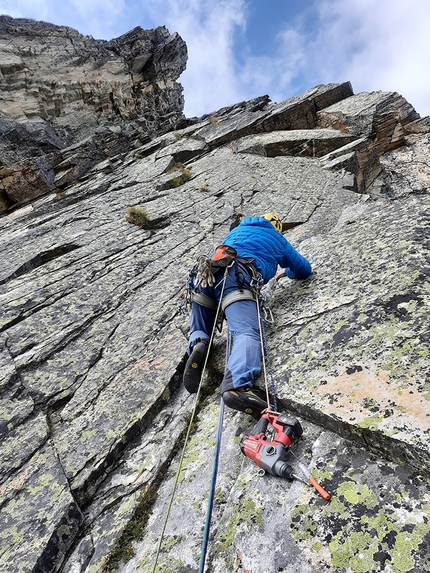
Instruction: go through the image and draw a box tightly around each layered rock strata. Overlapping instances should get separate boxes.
[0,16,187,209]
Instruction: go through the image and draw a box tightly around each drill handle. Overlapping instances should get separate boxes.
[252,416,269,436]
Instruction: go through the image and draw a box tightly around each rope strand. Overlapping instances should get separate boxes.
[152,268,229,573]
[199,399,225,571]
[199,330,233,571]
[154,269,279,572]
[259,314,278,412]
[255,292,276,411]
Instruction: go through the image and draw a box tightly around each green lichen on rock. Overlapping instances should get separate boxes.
[392,527,427,572]
[330,530,379,571]
[290,504,319,540]
[356,415,384,431]
[337,481,379,508]
[290,455,430,573]
[135,536,185,573]
[175,404,218,484]
[141,556,185,573]
[0,444,83,573]
[1,75,430,573]
[215,493,264,553]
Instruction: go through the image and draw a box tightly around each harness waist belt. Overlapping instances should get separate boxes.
[236,260,258,278]
[191,288,256,311]
[221,289,255,311]
[190,291,217,309]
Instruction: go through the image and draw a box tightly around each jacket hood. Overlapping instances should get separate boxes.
[240,216,274,229]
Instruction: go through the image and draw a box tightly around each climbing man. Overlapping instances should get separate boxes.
[183,213,312,419]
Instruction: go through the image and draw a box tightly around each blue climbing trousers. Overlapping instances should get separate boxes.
[187,265,261,393]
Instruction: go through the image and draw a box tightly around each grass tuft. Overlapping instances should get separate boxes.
[126,207,152,229]
[168,163,191,188]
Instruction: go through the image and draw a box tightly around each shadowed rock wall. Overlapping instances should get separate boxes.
[1,18,430,573]
[0,16,187,209]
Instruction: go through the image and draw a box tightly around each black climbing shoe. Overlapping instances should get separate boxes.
[183,340,209,393]
[222,388,267,419]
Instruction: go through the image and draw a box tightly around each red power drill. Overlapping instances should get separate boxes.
[240,412,303,479]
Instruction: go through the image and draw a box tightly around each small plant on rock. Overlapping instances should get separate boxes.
[168,162,192,188]
[126,207,152,229]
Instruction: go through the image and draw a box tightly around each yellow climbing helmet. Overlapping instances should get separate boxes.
[263,213,282,233]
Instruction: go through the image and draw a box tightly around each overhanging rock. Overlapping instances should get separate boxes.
[231,128,358,157]
[194,82,354,148]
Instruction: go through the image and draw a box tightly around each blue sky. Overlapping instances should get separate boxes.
[1,0,430,119]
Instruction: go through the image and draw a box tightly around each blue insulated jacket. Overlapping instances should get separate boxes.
[222,217,312,282]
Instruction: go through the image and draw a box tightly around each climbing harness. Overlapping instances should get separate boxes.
[190,290,217,310]
[221,287,255,311]
[181,250,265,328]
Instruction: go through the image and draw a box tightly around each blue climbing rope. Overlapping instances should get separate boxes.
[199,399,225,572]
[152,269,229,573]
[199,331,231,572]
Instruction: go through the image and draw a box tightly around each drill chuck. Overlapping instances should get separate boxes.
[258,443,294,480]
[273,461,295,480]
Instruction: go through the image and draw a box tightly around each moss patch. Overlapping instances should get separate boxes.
[168,163,191,188]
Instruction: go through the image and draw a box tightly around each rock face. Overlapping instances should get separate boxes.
[1,17,430,573]
[0,16,187,209]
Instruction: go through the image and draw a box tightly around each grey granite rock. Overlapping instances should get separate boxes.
[0,16,187,206]
[0,18,429,573]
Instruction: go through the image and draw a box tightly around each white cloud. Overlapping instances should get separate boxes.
[308,0,430,116]
[0,0,51,20]
[237,27,309,105]
[234,0,430,117]
[143,0,249,116]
